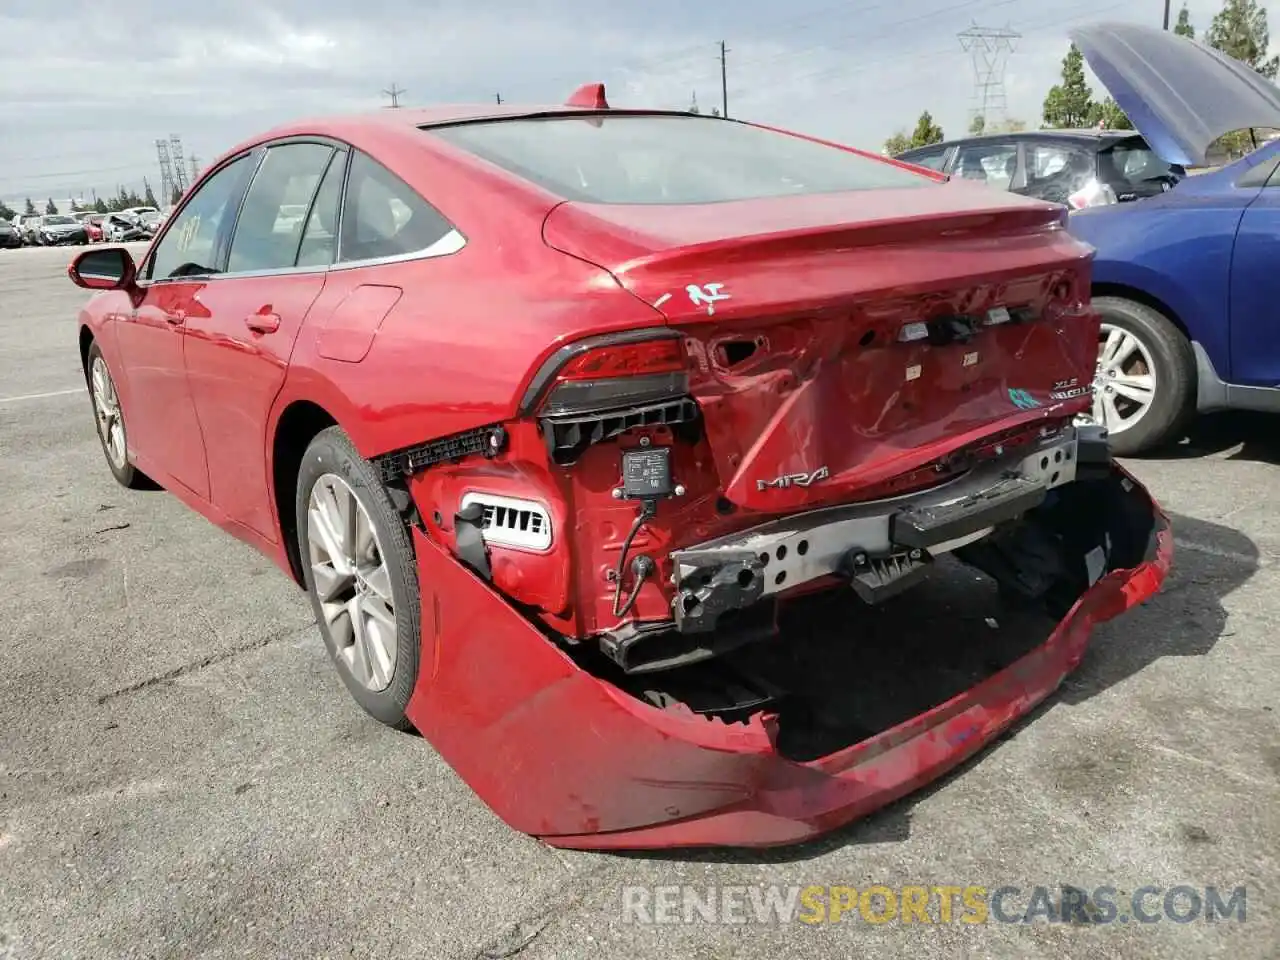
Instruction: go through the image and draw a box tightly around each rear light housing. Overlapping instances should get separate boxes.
[1067,178,1118,209]
[535,335,690,417]
[523,332,700,464]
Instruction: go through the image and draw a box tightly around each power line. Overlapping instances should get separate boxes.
[534,0,926,93]
[735,0,1126,100]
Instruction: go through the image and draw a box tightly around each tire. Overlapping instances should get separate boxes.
[86,341,150,489]
[1090,295,1195,457]
[296,426,420,730]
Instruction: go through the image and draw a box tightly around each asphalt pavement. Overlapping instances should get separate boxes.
[0,242,1276,959]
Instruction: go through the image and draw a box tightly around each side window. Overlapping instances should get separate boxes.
[1026,143,1096,199]
[339,150,455,263]
[952,142,1019,190]
[147,155,252,280]
[227,142,335,274]
[906,148,948,172]
[296,149,347,269]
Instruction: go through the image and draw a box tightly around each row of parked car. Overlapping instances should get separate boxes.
[0,206,167,248]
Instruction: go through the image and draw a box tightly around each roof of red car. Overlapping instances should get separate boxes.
[261,90,628,140]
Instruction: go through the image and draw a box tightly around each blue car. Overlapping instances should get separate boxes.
[1067,23,1280,455]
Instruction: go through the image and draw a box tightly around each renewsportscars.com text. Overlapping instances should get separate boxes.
[621,884,1247,925]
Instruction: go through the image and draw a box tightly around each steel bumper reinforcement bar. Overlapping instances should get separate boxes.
[668,423,1110,633]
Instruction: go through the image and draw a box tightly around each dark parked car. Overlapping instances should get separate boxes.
[0,217,20,248]
[36,214,88,245]
[897,129,1186,209]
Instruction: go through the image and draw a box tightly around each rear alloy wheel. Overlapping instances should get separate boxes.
[87,342,148,488]
[296,426,420,729]
[1090,296,1195,456]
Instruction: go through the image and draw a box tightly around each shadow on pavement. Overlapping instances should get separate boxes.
[617,509,1257,865]
[1136,410,1280,465]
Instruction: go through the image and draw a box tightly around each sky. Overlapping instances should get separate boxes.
[0,0,1250,208]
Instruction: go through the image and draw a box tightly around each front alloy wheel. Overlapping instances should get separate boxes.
[1092,322,1158,436]
[1089,295,1195,457]
[86,342,147,488]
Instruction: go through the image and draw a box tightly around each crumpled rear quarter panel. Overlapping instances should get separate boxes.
[404,465,1171,850]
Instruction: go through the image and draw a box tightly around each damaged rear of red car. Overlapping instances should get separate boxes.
[73,90,1167,851]
[381,106,1171,848]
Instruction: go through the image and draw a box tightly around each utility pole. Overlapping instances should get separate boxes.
[496,92,502,104]
[1163,0,1171,29]
[383,83,405,108]
[719,41,729,119]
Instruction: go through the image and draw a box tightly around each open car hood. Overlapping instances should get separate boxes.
[1070,22,1280,167]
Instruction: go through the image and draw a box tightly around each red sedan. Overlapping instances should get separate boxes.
[83,213,105,243]
[68,84,1169,849]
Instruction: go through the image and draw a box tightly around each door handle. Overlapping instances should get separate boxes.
[245,311,281,334]
[164,309,186,325]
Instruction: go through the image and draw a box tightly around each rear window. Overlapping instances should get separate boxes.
[428,114,932,204]
[1098,137,1181,185]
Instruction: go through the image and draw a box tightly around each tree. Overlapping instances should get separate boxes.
[1089,98,1134,130]
[883,131,912,156]
[45,198,58,215]
[1042,45,1095,128]
[24,197,36,216]
[143,181,159,208]
[170,185,183,206]
[909,110,944,148]
[0,200,14,221]
[1175,3,1196,38]
[969,114,986,136]
[1206,0,1278,78]
[1204,0,1279,157]
[93,197,109,214]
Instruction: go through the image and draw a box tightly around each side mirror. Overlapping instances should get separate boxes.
[68,246,137,291]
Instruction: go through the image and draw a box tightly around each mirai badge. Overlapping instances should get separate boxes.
[757,466,830,491]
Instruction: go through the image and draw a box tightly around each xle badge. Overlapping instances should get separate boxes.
[758,466,830,492]
[1050,376,1090,400]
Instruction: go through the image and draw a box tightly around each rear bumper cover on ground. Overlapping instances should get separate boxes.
[405,463,1170,850]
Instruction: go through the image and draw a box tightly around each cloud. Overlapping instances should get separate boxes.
[0,0,1252,203]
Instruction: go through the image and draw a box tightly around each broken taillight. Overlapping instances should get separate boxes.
[526,333,700,463]
[539,337,690,417]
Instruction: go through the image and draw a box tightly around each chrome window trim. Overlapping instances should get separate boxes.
[137,227,467,287]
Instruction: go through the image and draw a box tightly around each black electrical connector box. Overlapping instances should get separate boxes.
[621,446,673,499]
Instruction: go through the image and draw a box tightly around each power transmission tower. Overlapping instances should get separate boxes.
[958,24,1019,131]
[383,83,405,107]
[155,139,174,208]
[718,41,729,118]
[189,155,200,183]
[169,136,189,194]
